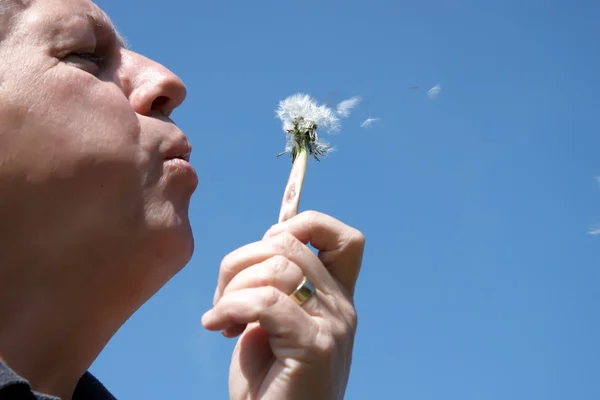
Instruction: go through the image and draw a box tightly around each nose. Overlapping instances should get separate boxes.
[121,50,187,117]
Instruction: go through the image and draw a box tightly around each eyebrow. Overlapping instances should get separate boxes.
[86,9,130,50]
[115,29,129,50]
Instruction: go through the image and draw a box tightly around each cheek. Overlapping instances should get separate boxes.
[0,67,153,227]
[49,71,141,146]
[9,68,147,176]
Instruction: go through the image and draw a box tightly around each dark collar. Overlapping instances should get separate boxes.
[0,361,116,400]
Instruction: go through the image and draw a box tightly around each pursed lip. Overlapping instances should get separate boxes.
[163,136,197,183]
[164,138,192,162]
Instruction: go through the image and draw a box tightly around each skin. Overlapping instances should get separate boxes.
[206,212,364,400]
[0,1,365,399]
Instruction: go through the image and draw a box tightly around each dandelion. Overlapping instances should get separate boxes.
[336,96,361,118]
[360,117,380,128]
[428,84,442,99]
[275,93,341,222]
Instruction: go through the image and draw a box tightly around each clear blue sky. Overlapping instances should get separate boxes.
[92,1,600,398]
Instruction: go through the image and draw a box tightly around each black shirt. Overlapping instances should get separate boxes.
[0,361,116,400]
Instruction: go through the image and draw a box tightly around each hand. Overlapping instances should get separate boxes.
[201,211,365,400]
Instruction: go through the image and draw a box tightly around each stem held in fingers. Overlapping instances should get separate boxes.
[278,148,308,223]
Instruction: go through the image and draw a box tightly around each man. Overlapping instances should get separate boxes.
[0,0,365,399]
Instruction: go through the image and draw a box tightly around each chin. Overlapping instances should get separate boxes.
[130,223,194,300]
[134,192,196,276]
[154,216,195,268]
[169,223,195,267]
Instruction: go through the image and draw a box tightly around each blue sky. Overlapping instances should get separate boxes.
[92,0,600,398]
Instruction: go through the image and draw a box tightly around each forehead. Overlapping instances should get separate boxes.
[21,0,128,48]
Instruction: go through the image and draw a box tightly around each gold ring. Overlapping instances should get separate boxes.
[290,276,315,306]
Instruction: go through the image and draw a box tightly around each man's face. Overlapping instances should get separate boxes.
[0,0,197,296]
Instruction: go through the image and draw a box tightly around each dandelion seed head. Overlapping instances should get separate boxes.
[275,93,341,161]
[276,93,340,134]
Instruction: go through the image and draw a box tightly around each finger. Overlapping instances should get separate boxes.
[264,210,365,255]
[221,324,247,338]
[215,241,274,305]
[218,256,304,337]
[264,211,365,296]
[222,255,304,298]
[202,287,318,347]
[263,232,339,295]
[215,233,339,305]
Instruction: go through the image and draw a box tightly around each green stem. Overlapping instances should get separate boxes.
[278,147,308,223]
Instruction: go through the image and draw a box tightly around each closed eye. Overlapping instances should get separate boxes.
[64,52,104,75]
[74,52,104,65]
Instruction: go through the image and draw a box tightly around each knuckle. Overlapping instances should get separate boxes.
[269,255,289,274]
[263,223,280,239]
[348,228,366,249]
[313,332,338,360]
[332,298,358,335]
[323,292,358,335]
[300,210,322,221]
[271,231,301,254]
[262,286,284,306]
[219,252,236,274]
[345,306,358,330]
